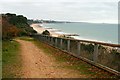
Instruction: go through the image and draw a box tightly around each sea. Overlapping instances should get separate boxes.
[41,22,118,44]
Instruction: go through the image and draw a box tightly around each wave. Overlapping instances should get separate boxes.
[56,31,113,44]
[39,24,116,44]
[72,36,112,44]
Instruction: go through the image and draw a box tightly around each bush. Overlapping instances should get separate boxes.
[42,30,50,35]
[2,16,20,40]
[81,43,94,53]
[2,13,37,40]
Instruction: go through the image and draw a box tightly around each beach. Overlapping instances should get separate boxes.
[42,23,118,44]
[30,23,80,39]
[30,24,62,37]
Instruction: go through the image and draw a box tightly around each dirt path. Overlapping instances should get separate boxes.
[16,39,86,78]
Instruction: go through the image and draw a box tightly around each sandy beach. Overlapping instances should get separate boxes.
[30,24,62,37]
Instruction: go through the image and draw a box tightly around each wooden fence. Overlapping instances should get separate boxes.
[32,34,120,76]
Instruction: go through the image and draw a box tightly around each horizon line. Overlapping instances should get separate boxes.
[29,18,118,24]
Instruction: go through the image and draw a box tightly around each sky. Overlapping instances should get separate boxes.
[0,0,119,23]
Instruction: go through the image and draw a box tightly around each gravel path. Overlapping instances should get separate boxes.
[16,39,86,78]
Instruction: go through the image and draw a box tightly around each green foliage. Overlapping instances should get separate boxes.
[17,36,34,41]
[16,23,37,36]
[2,16,19,40]
[2,41,19,64]
[2,13,37,40]
[98,45,106,50]
[27,19,42,25]
[42,30,50,35]
[81,43,94,53]
[2,40,22,78]
[6,13,16,17]
[111,49,120,55]
[6,13,27,25]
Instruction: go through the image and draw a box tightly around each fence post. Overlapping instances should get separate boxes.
[49,36,51,44]
[47,36,49,43]
[50,37,52,45]
[49,37,51,45]
[93,44,99,63]
[67,40,70,52]
[42,36,43,41]
[77,41,81,56]
[39,35,41,41]
[46,36,47,42]
[43,36,45,41]
[51,37,54,45]
[44,36,46,42]
[55,38,57,47]
[60,38,63,49]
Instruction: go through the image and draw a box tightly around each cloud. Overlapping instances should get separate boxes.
[0,0,118,23]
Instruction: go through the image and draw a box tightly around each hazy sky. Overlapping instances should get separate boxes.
[0,0,119,23]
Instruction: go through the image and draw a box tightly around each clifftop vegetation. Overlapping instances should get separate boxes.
[2,13,37,40]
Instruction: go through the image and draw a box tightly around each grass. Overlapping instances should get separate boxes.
[0,41,2,78]
[2,40,22,78]
[16,36,35,41]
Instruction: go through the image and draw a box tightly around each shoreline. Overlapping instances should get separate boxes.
[30,23,79,38]
[30,24,63,37]
[31,23,118,45]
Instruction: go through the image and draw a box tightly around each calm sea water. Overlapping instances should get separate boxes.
[42,22,118,44]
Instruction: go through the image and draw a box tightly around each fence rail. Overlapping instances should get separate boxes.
[32,34,120,76]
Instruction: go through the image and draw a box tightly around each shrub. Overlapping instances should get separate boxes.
[2,13,37,40]
[81,43,94,53]
[42,30,50,35]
